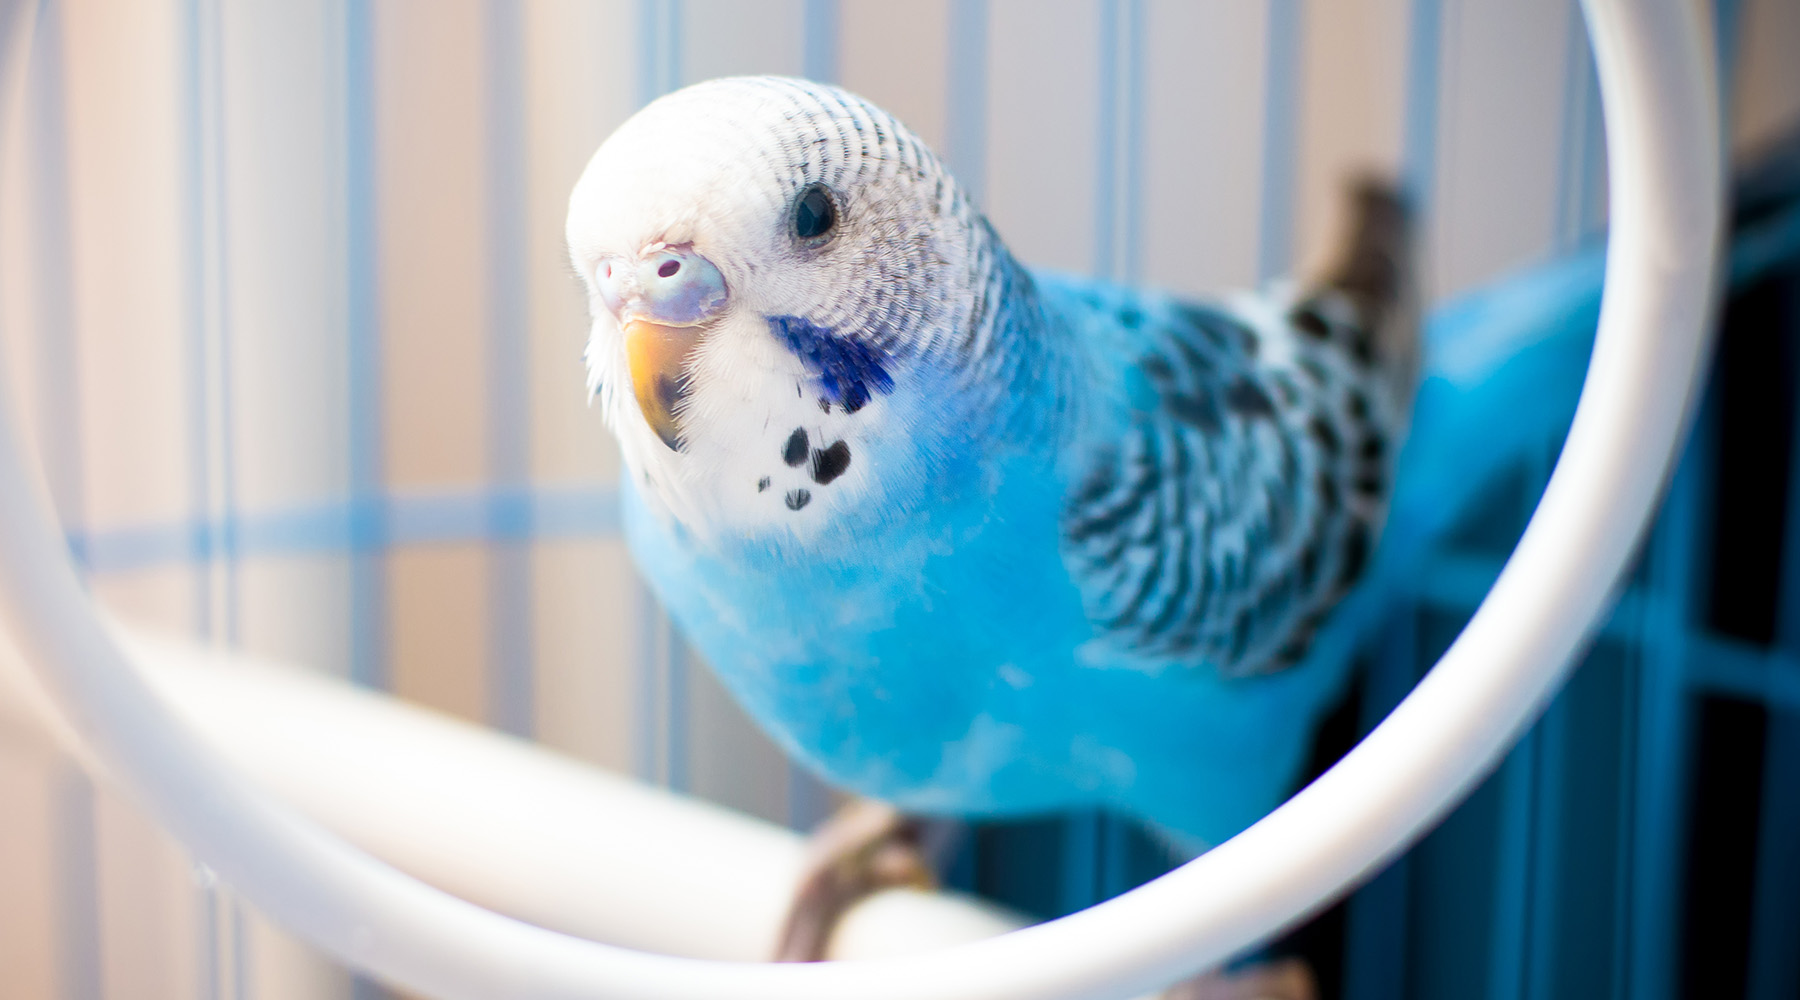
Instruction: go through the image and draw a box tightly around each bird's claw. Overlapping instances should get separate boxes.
[771,799,943,963]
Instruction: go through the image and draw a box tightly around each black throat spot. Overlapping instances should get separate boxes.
[809,440,852,485]
[782,428,809,466]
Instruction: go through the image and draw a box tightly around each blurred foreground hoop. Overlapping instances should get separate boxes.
[0,0,1720,997]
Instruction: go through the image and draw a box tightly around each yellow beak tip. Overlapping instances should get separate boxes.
[623,319,702,452]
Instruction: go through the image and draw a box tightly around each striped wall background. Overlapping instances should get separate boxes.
[0,1,1796,998]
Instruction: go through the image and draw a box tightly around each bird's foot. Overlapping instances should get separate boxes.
[1160,957,1316,1000]
[772,799,959,962]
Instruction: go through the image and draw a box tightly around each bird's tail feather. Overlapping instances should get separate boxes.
[1391,125,1800,568]
[1307,131,1800,667]
[1315,178,1418,387]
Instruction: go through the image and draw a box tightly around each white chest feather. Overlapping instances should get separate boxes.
[599,315,896,545]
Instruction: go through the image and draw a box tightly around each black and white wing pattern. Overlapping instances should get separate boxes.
[1060,289,1404,677]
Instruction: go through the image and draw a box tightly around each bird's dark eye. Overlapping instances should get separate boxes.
[793,184,837,242]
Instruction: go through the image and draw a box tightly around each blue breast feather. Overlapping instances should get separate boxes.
[628,257,1603,848]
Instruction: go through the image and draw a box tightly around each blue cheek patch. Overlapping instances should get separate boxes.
[767,315,896,413]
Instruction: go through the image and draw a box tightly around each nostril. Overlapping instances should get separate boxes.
[603,261,614,279]
[629,250,726,324]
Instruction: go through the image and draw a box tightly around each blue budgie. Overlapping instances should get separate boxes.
[566,75,1587,971]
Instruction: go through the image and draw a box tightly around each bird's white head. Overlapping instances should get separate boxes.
[568,77,1028,545]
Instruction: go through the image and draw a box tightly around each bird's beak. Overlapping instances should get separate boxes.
[596,245,729,453]
[624,318,703,452]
